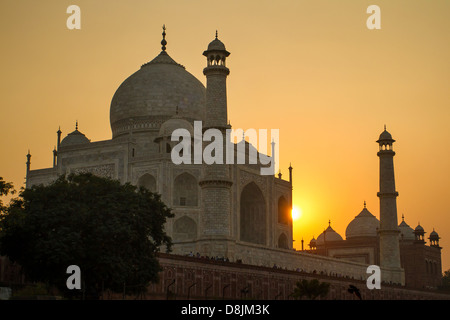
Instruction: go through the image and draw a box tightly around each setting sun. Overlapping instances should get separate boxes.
[292,206,302,221]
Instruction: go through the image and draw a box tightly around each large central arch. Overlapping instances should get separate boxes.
[137,173,157,193]
[240,182,266,245]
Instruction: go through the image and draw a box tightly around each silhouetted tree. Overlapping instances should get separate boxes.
[439,269,450,292]
[0,173,173,299]
[292,279,330,300]
[0,176,15,214]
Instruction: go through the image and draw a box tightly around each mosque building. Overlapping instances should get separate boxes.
[307,128,443,289]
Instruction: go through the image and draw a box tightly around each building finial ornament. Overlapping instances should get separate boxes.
[215,30,218,39]
[384,124,386,131]
[364,201,366,208]
[76,120,78,131]
[161,24,167,52]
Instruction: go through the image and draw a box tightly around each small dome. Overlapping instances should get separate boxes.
[429,229,440,240]
[309,237,316,247]
[377,126,395,143]
[316,222,343,245]
[203,32,230,57]
[398,217,415,241]
[415,224,425,232]
[207,38,226,51]
[345,205,380,239]
[379,130,392,140]
[156,116,194,140]
[60,128,90,148]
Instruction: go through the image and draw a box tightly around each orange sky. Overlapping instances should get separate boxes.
[1,1,450,271]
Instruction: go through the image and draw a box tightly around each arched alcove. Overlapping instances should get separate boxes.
[173,216,197,242]
[240,182,266,245]
[137,173,157,193]
[278,196,290,225]
[173,173,198,206]
[278,233,288,249]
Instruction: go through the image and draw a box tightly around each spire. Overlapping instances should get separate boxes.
[57,126,62,152]
[26,150,31,173]
[288,163,293,185]
[53,146,57,168]
[161,24,167,52]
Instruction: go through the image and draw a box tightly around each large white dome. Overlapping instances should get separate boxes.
[110,51,206,138]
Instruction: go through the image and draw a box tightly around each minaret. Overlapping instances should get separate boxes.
[202,30,230,131]
[56,126,62,166]
[376,126,402,271]
[288,163,293,186]
[26,150,31,188]
[198,32,233,258]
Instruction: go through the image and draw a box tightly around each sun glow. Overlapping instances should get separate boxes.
[292,206,302,221]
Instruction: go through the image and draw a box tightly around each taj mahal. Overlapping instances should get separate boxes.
[21,27,443,291]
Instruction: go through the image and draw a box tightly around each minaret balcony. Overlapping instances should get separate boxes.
[377,149,396,157]
[377,191,399,198]
[203,65,230,76]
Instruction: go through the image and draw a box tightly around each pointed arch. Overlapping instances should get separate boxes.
[137,173,157,192]
[278,233,288,249]
[173,172,198,206]
[278,196,291,225]
[173,216,197,242]
[240,182,266,245]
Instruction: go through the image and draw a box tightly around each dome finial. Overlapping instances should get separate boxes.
[215,30,218,39]
[161,24,167,52]
[364,200,366,208]
[384,124,386,131]
[76,120,78,131]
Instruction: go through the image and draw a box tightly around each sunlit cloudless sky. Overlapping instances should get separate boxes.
[1,0,449,270]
